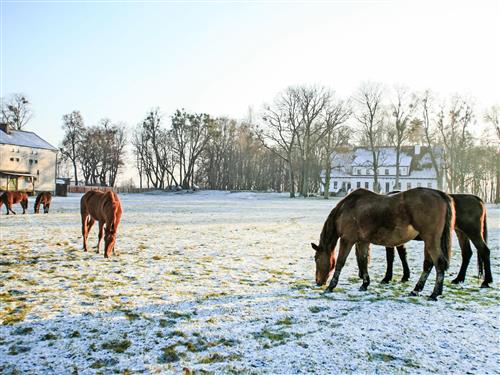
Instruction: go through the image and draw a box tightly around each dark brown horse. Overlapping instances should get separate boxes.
[0,191,29,215]
[383,193,492,288]
[80,190,122,258]
[34,192,52,214]
[312,188,455,300]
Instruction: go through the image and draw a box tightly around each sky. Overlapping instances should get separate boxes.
[1,0,499,181]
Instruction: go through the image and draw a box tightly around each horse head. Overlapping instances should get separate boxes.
[311,242,336,286]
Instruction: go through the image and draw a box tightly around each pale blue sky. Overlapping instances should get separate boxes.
[2,0,499,152]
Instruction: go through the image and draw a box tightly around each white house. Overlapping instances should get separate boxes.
[321,145,444,195]
[0,123,58,193]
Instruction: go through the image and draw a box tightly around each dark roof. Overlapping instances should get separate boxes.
[0,129,58,151]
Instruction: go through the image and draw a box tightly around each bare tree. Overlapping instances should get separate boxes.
[436,96,474,193]
[419,90,444,189]
[295,85,331,197]
[60,111,85,185]
[170,110,212,189]
[1,93,33,130]
[258,88,302,197]
[484,105,500,202]
[354,82,385,192]
[320,97,351,198]
[387,86,418,189]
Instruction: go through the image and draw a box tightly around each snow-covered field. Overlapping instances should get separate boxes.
[0,191,498,374]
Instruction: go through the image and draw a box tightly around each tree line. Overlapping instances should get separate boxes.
[2,87,499,203]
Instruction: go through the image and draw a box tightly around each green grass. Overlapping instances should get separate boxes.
[158,344,183,363]
[199,352,241,364]
[101,339,131,353]
[41,332,58,341]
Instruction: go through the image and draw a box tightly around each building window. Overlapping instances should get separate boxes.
[417,182,422,187]
[333,181,338,189]
[427,182,432,188]
[10,157,14,161]
[357,169,361,175]
[385,169,389,175]
[357,182,361,188]
[365,182,369,189]
[29,159,33,164]
[24,177,31,183]
[35,160,38,164]
[16,158,19,162]
[407,182,412,190]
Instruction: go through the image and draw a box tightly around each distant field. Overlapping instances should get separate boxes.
[0,192,498,374]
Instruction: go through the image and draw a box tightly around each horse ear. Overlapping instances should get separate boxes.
[311,242,320,251]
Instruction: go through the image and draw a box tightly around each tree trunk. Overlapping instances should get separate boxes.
[288,158,295,198]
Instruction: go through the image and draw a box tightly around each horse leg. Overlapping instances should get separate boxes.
[451,230,472,284]
[355,244,363,279]
[469,235,493,288]
[356,242,371,291]
[8,204,16,215]
[82,216,94,252]
[397,245,410,282]
[381,247,395,283]
[428,251,447,301]
[96,222,104,253]
[325,238,354,293]
[410,249,433,296]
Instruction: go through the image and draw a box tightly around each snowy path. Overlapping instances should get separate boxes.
[0,191,498,374]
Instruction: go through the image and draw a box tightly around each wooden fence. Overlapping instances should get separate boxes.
[67,186,158,194]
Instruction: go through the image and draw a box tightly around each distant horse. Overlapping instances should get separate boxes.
[80,190,122,258]
[34,192,52,214]
[311,188,455,300]
[383,193,492,288]
[0,191,29,215]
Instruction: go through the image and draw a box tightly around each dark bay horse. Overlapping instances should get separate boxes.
[0,191,29,215]
[383,193,492,288]
[312,188,455,300]
[34,192,52,213]
[80,190,122,258]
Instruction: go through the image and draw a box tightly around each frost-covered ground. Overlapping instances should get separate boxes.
[0,191,498,374]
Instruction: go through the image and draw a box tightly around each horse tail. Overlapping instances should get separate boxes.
[478,209,487,278]
[438,192,454,270]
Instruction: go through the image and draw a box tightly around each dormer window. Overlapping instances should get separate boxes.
[385,169,389,175]
[357,169,361,175]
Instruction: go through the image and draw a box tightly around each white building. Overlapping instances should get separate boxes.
[0,124,58,193]
[321,145,444,195]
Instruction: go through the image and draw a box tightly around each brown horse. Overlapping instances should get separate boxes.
[80,190,122,258]
[34,192,52,214]
[311,188,455,300]
[383,193,492,288]
[0,191,29,215]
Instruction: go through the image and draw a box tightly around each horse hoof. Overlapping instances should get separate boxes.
[359,285,368,291]
[409,291,419,297]
[322,288,333,295]
[380,278,390,284]
[401,277,409,283]
[427,294,438,301]
[451,278,463,284]
[480,282,490,288]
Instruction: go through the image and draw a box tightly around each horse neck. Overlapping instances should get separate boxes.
[319,211,338,252]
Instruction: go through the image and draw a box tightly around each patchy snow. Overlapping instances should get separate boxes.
[0,192,498,374]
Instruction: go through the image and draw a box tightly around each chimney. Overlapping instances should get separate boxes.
[414,144,421,155]
[0,122,10,134]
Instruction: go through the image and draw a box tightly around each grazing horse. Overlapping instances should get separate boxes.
[383,193,492,288]
[311,188,455,300]
[0,191,29,215]
[80,190,122,258]
[34,192,52,214]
